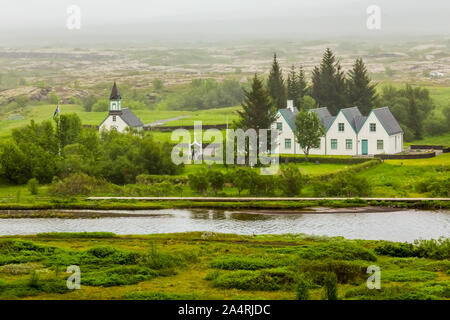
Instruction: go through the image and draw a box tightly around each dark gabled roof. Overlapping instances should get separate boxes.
[310,107,335,130]
[341,107,363,133]
[110,82,121,100]
[354,116,367,132]
[372,107,403,135]
[278,108,298,131]
[120,108,143,127]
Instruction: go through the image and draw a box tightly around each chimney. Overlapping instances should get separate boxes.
[287,100,294,112]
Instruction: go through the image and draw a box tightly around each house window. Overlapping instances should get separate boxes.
[338,123,345,132]
[285,139,292,149]
[370,123,376,132]
[331,139,338,150]
[113,116,116,122]
[377,140,384,150]
[277,122,283,131]
[346,139,353,150]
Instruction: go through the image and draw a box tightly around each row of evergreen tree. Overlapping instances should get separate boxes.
[267,49,377,115]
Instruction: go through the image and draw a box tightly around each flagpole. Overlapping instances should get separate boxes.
[57,100,61,156]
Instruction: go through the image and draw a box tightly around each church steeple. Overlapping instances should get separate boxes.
[109,81,122,112]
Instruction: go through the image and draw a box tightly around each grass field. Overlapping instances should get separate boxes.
[0,232,448,300]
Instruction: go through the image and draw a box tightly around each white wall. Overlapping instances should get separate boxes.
[325,112,357,156]
[99,115,128,133]
[273,109,403,156]
[358,112,403,155]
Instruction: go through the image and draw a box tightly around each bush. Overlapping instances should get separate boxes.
[322,272,338,300]
[299,260,366,284]
[211,268,297,291]
[188,170,209,194]
[207,170,225,195]
[297,242,377,262]
[210,255,295,270]
[375,238,450,260]
[48,173,111,196]
[296,277,311,300]
[27,178,39,195]
[278,164,305,196]
[314,172,372,197]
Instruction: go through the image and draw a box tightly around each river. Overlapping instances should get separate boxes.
[0,208,449,242]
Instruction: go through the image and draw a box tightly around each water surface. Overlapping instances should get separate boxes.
[0,209,449,242]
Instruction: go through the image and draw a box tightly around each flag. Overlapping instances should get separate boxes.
[53,104,60,119]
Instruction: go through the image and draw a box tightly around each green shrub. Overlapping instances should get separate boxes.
[383,270,437,282]
[210,255,295,270]
[211,268,297,291]
[82,266,159,287]
[296,277,311,300]
[278,164,305,196]
[314,172,372,197]
[322,272,338,300]
[48,173,112,196]
[375,238,450,260]
[299,260,366,284]
[27,178,39,195]
[297,242,377,262]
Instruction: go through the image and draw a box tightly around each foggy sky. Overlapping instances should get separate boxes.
[1,0,449,44]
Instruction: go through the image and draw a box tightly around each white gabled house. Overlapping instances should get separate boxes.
[272,100,403,156]
[99,82,144,133]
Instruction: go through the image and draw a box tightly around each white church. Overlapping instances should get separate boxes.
[272,100,404,156]
[99,82,144,133]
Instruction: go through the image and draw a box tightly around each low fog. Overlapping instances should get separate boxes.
[0,0,449,44]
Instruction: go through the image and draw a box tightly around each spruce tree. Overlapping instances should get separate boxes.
[346,58,377,115]
[297,66,308,109]
[238,74,277,131]
[267,53,286,109]
[287,65,299,106]
[311,48,347,115]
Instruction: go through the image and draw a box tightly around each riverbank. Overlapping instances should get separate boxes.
[0,232,448,300]
[0,206,404,219]
[0,198,449,213]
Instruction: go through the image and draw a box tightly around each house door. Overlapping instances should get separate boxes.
[362,140,368,155]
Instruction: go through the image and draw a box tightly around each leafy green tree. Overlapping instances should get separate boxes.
[57,114,82,149]
[0,142,29,184]
[267,53,286,108]
[346,58,377,115]
[27,178,39,195]
[311,48,347,115]
[207,170,225,195]
[188,170,209,194]
[294,110,325,161]
[82,94,98,112]
[233,168,252,196]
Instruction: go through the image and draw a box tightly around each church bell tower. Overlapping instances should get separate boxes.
[109,81,122,114]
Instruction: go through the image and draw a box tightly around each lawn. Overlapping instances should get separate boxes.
[0,233,448,300]
[0,104,241,138]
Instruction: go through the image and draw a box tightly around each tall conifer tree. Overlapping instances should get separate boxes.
[346,58,377,115]
[311,48,347,115]
[267,53,286,109]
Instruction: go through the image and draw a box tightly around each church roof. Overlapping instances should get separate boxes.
[110,82,121,100]
[120,108,143,127]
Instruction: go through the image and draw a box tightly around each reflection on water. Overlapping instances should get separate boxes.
[0,209,449,242]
